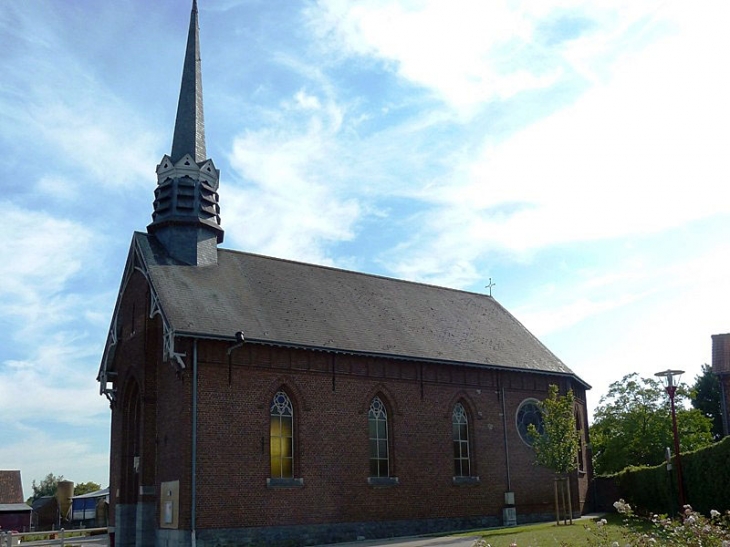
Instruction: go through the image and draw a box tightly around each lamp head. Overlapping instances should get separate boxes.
[654,369,685,388]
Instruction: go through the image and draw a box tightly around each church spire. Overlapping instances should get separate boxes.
[147,0,224,266]
[171,0,206,163]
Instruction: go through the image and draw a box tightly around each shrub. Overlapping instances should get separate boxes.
[588,499,730,547]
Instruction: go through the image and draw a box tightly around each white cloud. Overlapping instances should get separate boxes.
[226,124,361,264]
[0,204,109,428]
[370,1,730,284]
[0,3,162,191]
[0,205,89,302]
[28,97,160,189]
[0,348,108,428]
[309,0,670,114]
[0,428,109,499]
[293,89,322,110]
[35,175,79,201]
[513,243,730,403]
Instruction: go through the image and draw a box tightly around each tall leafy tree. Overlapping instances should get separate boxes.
[74,482,101,496]
[528,385,580,524]
[690,363,724,440]
[590,373,713,475]
[29,473,64,502]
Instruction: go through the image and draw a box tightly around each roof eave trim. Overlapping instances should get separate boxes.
[172,331,591,389]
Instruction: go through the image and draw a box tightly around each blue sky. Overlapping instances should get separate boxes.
[2,0,730,499]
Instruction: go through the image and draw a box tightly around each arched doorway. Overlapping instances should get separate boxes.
[117,376,141,547]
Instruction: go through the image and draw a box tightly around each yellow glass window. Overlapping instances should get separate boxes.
[270,391,294,479]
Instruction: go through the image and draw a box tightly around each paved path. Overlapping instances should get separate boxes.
[321,535,480,547]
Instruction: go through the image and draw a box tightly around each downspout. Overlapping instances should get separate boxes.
[720,374,729,437]
[500,385,511,491]
[192,339,198,547]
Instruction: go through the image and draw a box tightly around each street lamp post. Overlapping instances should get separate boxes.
[655,369,685,510]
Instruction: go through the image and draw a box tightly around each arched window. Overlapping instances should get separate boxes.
[270,391,294,479]
[516,398,544,446]
[368,396,389,478]
[452,402,471,477]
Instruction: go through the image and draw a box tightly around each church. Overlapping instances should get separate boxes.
[97,2,593,546]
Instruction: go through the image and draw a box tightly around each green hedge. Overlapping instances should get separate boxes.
[607,437,730,516]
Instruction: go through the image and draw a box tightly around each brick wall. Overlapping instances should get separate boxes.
[189,340,587,530]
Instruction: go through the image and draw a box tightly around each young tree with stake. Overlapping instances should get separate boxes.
[528,385,580,525]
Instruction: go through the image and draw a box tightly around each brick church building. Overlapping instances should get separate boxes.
[97,2,593,546]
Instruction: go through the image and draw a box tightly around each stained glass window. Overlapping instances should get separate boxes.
[516,399,544,446]
[453,403,471,477]
[270,391,294,479]
[368,396,389,478]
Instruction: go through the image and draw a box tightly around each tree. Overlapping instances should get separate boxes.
[690,363,724,441]
[74,482,101,496]
[528,385,580,525]
[590,373,713,475]
[28,473,64,503]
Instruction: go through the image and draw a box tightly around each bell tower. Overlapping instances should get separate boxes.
[147,0,224,266]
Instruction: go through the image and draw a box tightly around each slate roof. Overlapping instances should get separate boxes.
[0,471,23,505]
[132,232,587,384]
[171,0,206,164]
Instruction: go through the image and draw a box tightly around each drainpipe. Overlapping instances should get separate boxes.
[500,385,511,490]
[192,339,198,547]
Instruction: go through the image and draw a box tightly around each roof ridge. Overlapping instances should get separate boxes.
[215,244,497,298]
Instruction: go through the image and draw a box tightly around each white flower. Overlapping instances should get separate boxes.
[711,509,721,518]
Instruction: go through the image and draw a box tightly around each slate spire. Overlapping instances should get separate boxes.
[171,0,206,164]
[147,0,224,266]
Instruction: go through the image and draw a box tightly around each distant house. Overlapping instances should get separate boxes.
[71,488,109,529]
[0,470,31,532]
[30,497,60,531]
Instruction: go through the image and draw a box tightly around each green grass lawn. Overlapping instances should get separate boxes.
[465,513,645,547]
